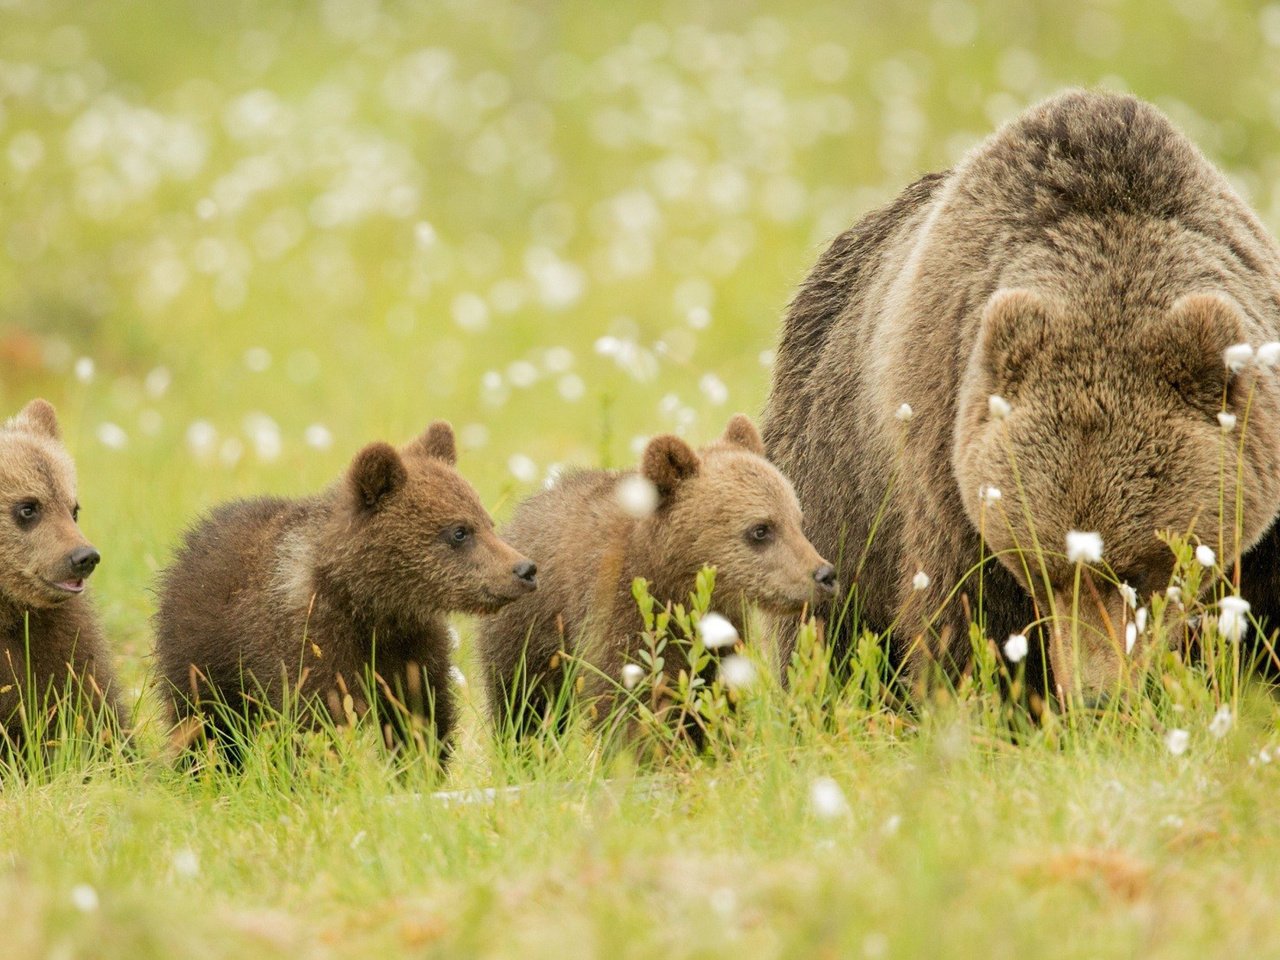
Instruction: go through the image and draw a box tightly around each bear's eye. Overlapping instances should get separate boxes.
[746,523,774,546]
[12,501,39,528]
[72,504,80,522]
[447,525,473,547]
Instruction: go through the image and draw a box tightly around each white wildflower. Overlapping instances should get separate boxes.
[620,663,646,690]
[979,484,1002,506]
[882,814,902,836]
[1256,342,1280,368]
[698,612,739,651]
[185,420,217,459]
[1165,585,1183,605]
[1195,544,1216,568]
[1125,621,1137,655]
[1065,530,1103,564]
[1165,728,1190,756]
[1208,706,1233,739]
[508,454,537,483]
[808,776,850,820]
[1223,343,1254,373]
[449,666,467,687]
[719,654,756,690]
[243,346,272,373]
[304,423,333,450]
[615,474,659,519]
[96,422,128,450]
[1003,632,1028,663]
[895,403,914,423]
[70,884,99,912]
[1118,582,1138,609]
[1218,595,1251,641]
[988,394,1012,420]
[1135,607,1148,634]
[912,570,930,591]
[171,849,199,878]
[73,356,95,383]
[1218,411,1237,432]
[144,366,171,398]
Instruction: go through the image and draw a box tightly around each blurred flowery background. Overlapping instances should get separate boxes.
[4,0,1280,674]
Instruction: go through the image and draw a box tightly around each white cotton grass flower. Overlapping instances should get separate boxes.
[1195,544,1216,569]
[73,356,95,383]
[1125,621,1137,655]
[988,394,1012,420]
[1165,728,1190,756]
[1256,342,1280,368]
[508,454,537,483]
[1118,582,1138,609]
[719,654,756,690]
[615,474,659,519]
[912,570,930,591]
[304,423,333,451]
[70,883,99,912]
[979,485,1002,506]
[1166,585,1183,605]
[1208,705,1233,740]
[1004,633,1029,663]
[1218,411,1237,432]
[171,848,200,878]
[1223,343,1254,373]
[449,666,467,687]
[96,422,128,450]
[1065,530,1103,564]
[808,776,850,820]
[1135,607,1148,634]
[895,403,914,423]
[620,663,646,691]
[1217,595,1251,641]
[698,612,739,651]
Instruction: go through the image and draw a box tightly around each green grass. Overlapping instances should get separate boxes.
[3,0,1280,955]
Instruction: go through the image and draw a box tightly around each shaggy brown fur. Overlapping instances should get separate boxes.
[763,90,1280,701]
[0,399,124,749]
[154,421,536,761]
[477,414,835,735]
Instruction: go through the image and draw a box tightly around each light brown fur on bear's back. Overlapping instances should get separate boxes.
[764,90,1280,700]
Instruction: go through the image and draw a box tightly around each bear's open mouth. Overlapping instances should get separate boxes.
[49,578,86,594]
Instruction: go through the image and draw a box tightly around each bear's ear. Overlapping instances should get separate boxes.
[642,434,700,500]
[720,414,765,456]
[407,420,457,466]
[8,399,60,440]
[1162,293,1247,413]
[978,288,1054,393]
[349,442,408,511]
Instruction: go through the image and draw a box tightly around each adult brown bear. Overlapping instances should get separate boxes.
[763,90,1280,702]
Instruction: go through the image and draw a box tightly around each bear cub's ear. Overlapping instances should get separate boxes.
[720,414,765,456]
[642,434,700,499]
[8,398,60,440]
[408,420,457,465]
[349,441,408,510]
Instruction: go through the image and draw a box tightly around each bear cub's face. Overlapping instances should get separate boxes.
[636,415,836,614]
[957,289,1280,610]
[341,422,537,618]
[0,400,101,609]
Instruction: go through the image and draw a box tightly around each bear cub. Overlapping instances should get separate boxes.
[0,399,124,750]
[155,421,536,762]
[477,414,835,736]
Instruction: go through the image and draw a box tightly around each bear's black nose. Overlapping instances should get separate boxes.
[813,563,837,594]
[513,560,538,590]
[70,546,100,576]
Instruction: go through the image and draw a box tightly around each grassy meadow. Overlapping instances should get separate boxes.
[3,0,1280,956]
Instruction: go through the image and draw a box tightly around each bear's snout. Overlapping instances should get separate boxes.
[69,546,101,577]
[813,563,837,595]
[512,560,538,591]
